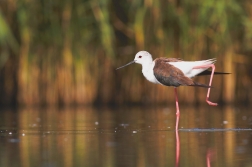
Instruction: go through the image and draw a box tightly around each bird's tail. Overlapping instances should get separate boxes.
[189,81,213,88]
[197,70,230,76]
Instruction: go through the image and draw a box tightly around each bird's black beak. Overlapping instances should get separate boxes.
[116,60,135,70]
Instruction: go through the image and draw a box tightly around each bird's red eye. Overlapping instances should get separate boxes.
[138,56,142,58]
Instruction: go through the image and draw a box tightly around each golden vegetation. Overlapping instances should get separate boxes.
[0,0,251,106]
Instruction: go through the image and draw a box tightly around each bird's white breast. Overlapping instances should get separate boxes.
[141,62,160,84]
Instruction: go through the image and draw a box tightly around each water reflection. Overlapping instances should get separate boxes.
[0,105,251,167]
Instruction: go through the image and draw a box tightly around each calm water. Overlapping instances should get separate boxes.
[0,105,251,167]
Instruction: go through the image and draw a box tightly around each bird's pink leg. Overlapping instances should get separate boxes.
[174,88,180,130]
[193,64,218,106]
[175,129,180,167]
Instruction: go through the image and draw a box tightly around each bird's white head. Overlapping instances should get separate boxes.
[116,51,153,70]
[134,51,153,65]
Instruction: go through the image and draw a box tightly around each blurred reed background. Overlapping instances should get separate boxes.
[0,0,251,106]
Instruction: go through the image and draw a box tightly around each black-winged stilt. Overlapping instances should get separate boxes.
[116,51,228,130]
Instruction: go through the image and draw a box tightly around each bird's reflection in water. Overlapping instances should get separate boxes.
[176,115,215,167]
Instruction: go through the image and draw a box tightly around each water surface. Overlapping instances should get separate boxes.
[0,105,251,167]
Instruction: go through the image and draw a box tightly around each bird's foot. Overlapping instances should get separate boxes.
[206,98,218,106]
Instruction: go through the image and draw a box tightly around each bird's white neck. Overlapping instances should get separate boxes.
[141,61,160,84]
[142,61,152,72]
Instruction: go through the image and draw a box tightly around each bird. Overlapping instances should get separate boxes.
[116,51,228,130]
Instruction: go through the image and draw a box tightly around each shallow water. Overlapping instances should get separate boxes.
[0,105,251,167]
